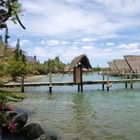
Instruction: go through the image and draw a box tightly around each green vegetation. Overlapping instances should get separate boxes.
[0,0,25,29]
[0,0,65,80]
[0,90,24,103]
[42,56,65,74]
[0,37,66,82]
[92,67,109,72]
[8,39,27,80]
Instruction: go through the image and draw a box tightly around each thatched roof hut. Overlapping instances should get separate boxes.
[113,59,130,74]
[69,54,92,70]
[64,65,70,72]
[124,55,140,74]
[108,61,118,74]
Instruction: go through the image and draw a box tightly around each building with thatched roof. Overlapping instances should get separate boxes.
[113,59,130,75]
[124,55,140,74]
[108,61,118,74]
[69,54,92,70]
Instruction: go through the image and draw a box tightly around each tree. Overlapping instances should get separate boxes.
[8,39,27,80]
[43,57,65,74]
[0,0,25,29]
[0,1,25,57]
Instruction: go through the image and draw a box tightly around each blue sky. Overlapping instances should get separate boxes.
[2,0,140,67]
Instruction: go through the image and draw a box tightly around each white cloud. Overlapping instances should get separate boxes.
[12,0,133,38]
[82,45,93,50]
[46,40,60,46]
[117,43,139,50]
[106,42,114,46]
[95,0,140,15]
[81,38,97,42]
[34,47,47,57]
[40,40,46,45]
[6,0,140,66]
[20,39,33,46]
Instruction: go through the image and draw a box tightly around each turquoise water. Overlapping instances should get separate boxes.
[14,73,140,140]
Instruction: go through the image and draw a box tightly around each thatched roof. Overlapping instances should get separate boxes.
[108,61,118,72]
[124,55,140,73]
[69,54,92,70]
[64,65,71,72]
[113,59,130,74]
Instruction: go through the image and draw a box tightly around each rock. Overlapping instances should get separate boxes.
[22,123,45,140]
[34,134,48,140]
[12,112,28,130]
[49,135,58,140]
[6,111,17,119]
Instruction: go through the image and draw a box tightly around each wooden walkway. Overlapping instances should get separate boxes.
[2,78,140,93]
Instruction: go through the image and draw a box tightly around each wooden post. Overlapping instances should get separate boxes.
[21,75,24,93]
[49,72,53,93]
[78,84,80,92]
[74,66,83,92]
[81,84,83,93]
[102,72,105,91]
[49,85,52,94]
[125,73,127,88]
[130,70,133,89]
[135,69,138,79]
[122,69,125,79]
[107,72,109,91]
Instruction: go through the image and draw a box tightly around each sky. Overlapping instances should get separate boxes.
[1,0,140,67]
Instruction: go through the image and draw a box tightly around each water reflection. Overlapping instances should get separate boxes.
[72,93,96,140]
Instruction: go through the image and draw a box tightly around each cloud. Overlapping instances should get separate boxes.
[117,43,140,50]
[94,0,140,15]
[34,47,47,57]
[10,0,137,38]
[106,42,114,46]
[81,38,97,42]
[5,0,140,67]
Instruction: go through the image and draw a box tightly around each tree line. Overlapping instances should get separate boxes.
[0,37,65,82]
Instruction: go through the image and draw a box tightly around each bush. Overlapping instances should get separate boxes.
[0,90,24,133]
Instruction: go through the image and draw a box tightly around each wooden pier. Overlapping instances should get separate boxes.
[2,78,140,93]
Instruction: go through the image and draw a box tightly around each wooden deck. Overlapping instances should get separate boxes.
[3,79,140,92]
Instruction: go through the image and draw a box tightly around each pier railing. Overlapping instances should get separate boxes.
[2,72,140,93]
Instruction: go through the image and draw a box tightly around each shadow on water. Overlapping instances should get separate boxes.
[0,133,26,140]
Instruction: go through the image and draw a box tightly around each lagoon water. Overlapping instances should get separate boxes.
[14,73,140,140]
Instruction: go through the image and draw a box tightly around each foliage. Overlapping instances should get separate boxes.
[93,67,101,72]
[0,0,25,29]
[43,56,65,74]
[0,62,7,77]
[0,90,24,133]
[0,90,24,103]
[8,39,27,80]
[8,60,27,79]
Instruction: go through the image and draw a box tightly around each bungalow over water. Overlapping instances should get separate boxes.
[69,54,92,71]
[124,55,140,74]
[108,61,118,75]
[108,55,140,76]
[113,59,130,75]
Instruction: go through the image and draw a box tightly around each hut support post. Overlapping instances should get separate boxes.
[49,72,53,93]
[130,70,133,89]
[81,84,83,93]
[125,73,127,89]
[21,75,24,93]
[102,72,105,91]
[136,69,138,79]
[107,72,110,91]
[78,84,80,92]
[77,84,83,92]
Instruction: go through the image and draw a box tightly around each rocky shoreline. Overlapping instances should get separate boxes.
[0,111,58,140]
